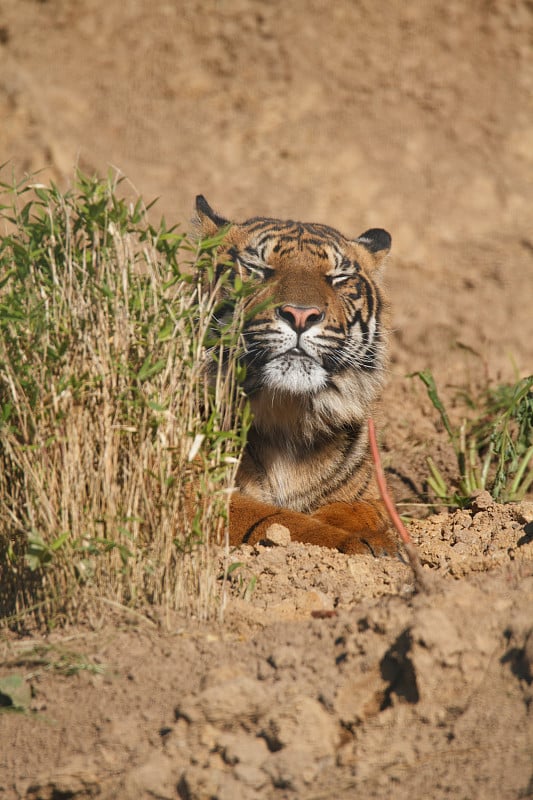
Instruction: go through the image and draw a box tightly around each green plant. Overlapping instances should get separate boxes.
[0,169,251,627]
[414,370,533,507]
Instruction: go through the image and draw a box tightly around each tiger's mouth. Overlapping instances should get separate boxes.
[256,345,329,395]
[270,346,320,364]
[285,346,309,358]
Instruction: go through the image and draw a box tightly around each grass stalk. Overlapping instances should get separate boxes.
[0,170,249,628]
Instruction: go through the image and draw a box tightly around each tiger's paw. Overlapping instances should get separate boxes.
[310,500,400,557]
[338,527,400,558]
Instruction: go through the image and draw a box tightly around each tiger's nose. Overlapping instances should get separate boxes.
[276,304,325,332]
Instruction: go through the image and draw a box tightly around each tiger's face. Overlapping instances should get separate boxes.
[196,195,391,402]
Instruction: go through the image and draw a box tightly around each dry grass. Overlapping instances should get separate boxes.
[0,170,248,628]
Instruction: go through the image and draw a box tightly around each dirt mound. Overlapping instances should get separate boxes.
[1,0,533,797]
[2,500,532,799]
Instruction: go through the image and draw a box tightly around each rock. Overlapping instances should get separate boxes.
[263,523,291,546]
[261,695,339,758]
[512,501,533,525]
[470,490,494,513]
[216,730,269,768]
[176,676,274,726]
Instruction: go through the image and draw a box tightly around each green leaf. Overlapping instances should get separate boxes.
[137,356,166,382]
[50,532,69,552]
[226,561,245,576]
[157,317,174,342]
[412,370,455,442]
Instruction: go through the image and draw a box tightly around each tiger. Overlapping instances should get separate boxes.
[195,195,398,556]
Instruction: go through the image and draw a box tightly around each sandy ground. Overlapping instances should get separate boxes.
[1,1,533,798]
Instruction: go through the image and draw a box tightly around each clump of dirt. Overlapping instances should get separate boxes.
[1,0,533,797]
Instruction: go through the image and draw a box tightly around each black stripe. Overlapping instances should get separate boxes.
[323,323,344,334]
[276,424,369,509]
[242,511,282,543]
[356,273,374,318]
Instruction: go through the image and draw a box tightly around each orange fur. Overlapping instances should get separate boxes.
[230,494,397,556]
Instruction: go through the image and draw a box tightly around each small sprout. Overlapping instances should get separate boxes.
[413,370,533,508]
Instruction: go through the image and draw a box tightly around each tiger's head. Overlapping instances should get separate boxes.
[196,195,391,433]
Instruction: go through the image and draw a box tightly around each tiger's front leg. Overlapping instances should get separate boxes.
[229,493,398,557]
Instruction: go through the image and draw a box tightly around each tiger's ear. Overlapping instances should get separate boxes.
[354,228,391,279]
[355,228,391,257]
[195,195,230,237]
